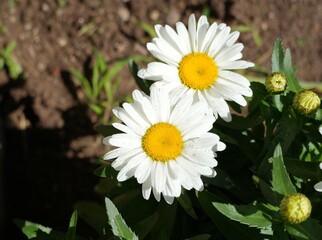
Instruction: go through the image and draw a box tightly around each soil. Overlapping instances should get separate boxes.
[0,0,321,238]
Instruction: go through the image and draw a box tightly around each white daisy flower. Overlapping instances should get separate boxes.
[103,86,226,204]
[314,162,322,192]
[138,14,254,121]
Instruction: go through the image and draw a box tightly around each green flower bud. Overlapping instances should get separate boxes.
[265,72,287,94]
[293,90,321,115]
[280,193,312,224]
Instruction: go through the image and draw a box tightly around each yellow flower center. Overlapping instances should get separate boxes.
[179,52,218,90]
[142,122,183,162]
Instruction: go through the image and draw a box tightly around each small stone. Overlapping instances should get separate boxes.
[58,37,67,47]
[150,10,160,21]
[41,3,50,12]
[117,7,130,22]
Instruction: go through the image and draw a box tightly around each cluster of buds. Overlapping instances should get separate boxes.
[280,193,312,224]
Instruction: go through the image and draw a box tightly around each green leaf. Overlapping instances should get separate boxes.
[177,190,198,220]
[259,178,283,206]
[185,234,211,240]
[150,202,177,240]
[66,211,78,240]
[286,218,322,240]
[272,106,303,154]
[213,202,273,229]
[14,219,65,240]
[314,109,322,121]
[0,58,4,69]
[197,191,263,240]
[284,158,322,180]
[94,124,121,137]
[98,58,128,92]
[258,108,303,177]
[136,20,157,38]
[3,41,17,56]
[94,165,118,179]
[70,69,93,100]
[271,144,297,196]
[133,212,159,239]
[283,48,302,92]
[248,82,267,116]
[128,59,152,95]
[89,103,104,116]
[92,53,100,98]
[15,219,52,239]
[105,197,139,240]
[75,201,108,235]
[272,38,285,72]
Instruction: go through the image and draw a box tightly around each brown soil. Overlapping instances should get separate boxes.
[1,0,321,238]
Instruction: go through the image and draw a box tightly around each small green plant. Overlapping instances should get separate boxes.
[57,0,68,8]
[71,50,144,124]
[0,41,23,80]
[8,0,19,8]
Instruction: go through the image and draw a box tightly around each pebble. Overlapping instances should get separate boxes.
[117,7,130,22]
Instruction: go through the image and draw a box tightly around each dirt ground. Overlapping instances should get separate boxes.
[1,0,322,238]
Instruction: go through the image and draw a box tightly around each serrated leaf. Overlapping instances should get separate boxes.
[66,211,78,240]
[284,48,302,93]
[14,219,52,239]
[105,197,139,240]
[197,191,263,240]
[287,218,322,240]
[271,144,297,196]
[272,38,284,72]
[14,219,66,240]
[213,202,273,229]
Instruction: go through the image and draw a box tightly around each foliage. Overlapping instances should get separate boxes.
[70,50,145,124]
[17,37,322,239]
[0,41,23,80]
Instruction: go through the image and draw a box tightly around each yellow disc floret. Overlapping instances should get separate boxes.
[142,122,183,162]
[179,52,218,90]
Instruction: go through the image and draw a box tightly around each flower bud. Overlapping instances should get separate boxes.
[280,193,312,224]
[265,72,287,94]
[293,90,320,115]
